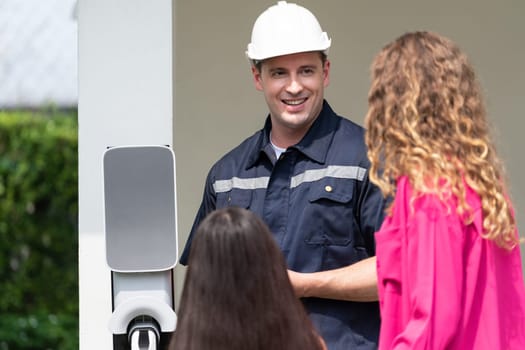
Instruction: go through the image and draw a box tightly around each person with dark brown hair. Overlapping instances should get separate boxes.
[365,31,525,349]
[169,207,326,350]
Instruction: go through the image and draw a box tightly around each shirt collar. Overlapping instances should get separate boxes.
[247,100,338,168]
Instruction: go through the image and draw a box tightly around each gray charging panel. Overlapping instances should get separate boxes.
[103,146,177,272]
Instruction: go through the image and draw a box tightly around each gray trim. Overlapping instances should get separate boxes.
[290,165,366,188]
[213,165,366,193]
[213,176,270,193]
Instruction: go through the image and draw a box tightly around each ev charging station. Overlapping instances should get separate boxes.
[78,0,175,349]
[103,145,178,349]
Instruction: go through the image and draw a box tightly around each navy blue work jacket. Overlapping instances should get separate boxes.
[180,101,385,350]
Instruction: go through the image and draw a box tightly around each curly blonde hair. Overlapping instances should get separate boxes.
[365,31,518,249]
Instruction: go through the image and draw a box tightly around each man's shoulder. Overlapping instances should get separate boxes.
[328,114,366,150]
[209,129,264,173]
[222,129,262,158]
[336,114,366,136]
[322,101,366,135]
[320,108,369,165]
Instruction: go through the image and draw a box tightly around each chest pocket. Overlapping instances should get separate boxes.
[303,180,355,246]
[216,188,252,209]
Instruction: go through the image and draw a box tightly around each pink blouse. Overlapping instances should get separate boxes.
[376,176,525,349]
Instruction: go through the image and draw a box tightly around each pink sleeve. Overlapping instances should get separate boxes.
[392,199,465,349]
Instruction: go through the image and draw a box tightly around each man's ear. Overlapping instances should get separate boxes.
[323,59,331,88]
[251,65,264,91]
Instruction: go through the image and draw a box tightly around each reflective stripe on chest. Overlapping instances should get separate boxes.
[213,165,366,193]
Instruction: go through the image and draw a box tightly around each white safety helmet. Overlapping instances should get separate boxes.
[246,1,331,61]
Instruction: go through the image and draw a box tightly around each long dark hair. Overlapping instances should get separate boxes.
[169,207,324,350]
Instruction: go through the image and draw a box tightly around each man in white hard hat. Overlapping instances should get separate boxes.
[180,2,385,349]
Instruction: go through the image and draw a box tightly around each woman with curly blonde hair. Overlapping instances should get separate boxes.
[365,31,525,349]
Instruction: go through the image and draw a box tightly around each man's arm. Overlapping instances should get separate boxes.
[288,256,378,302]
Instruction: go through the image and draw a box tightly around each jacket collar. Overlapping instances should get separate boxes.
[247,100,338,168]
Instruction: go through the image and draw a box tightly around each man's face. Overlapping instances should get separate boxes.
[252,52,330,140]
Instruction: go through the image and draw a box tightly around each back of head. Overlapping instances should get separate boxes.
[365,32,488,187]
[246,1,331,61]
[170,207,323,350]
[365,31,517,248]
[366,31,487,183]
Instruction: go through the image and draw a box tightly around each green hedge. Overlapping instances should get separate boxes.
[0,109,78,349]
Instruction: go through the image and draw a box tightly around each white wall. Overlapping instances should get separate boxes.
[173,0,525,302]
[78,0,173,348]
